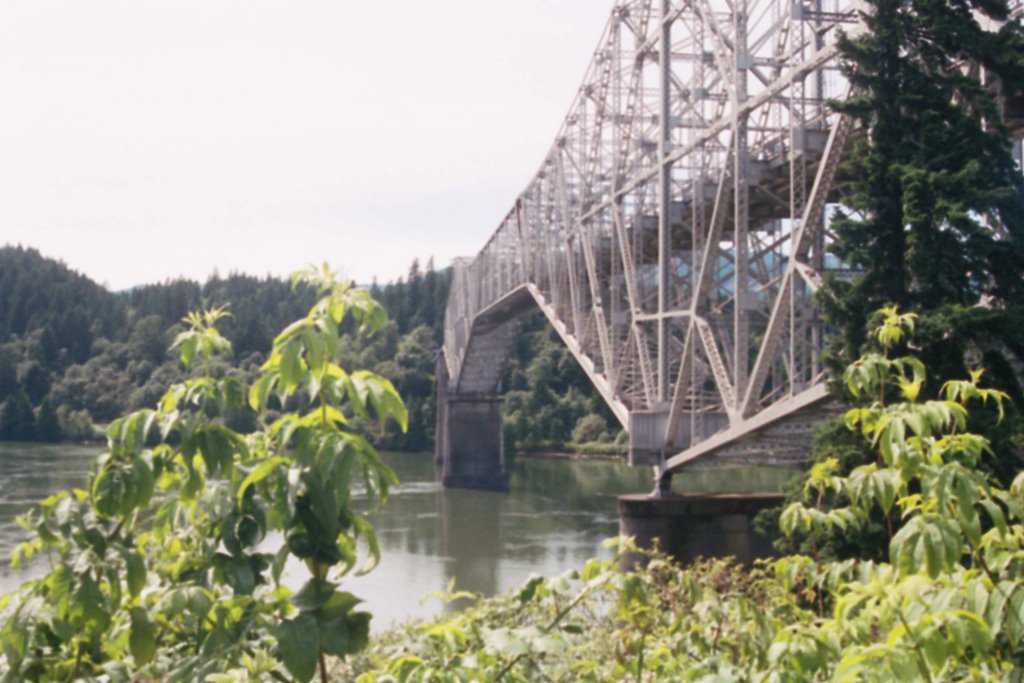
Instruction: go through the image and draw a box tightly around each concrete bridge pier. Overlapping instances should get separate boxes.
[438,395,508,491]
[435,349,509,490]
[617,492,783,569]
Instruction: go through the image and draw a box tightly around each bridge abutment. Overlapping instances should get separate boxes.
[439,395,509,492]
[617,493,782,569]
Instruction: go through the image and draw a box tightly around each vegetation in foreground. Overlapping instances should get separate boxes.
[1,268,407,682]
[3,307,1024,681]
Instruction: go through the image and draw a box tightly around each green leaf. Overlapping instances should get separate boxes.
[319,609,370,658]
[303,328,325,374]
[517,575,544,604]
[272,543,290,585]
[128,456,155,512]
[124,549,147,598]
[891,515,960,578]
[249,373,277,413]
[71,572,111,634]
[292,580,340,612]
[92,462,126,518]
[237,457,288,502]
[219,555,256,595]
[780,502,810,536]
[280,341,304,393]
[980,499,1008,537]
[273,317,310,348]
[173,332,198,368]
[958,507,982,548]
[274,614,319,682]
[1004,584,1024,643]
[129,607,157,666]
[581,559,607,584]
[318,590,364,621]
[352,515,381,575]
[197,428,228,478]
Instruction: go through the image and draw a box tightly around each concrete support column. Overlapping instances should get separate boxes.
[434,352,449,466]
[441,396,508,492]
[618,492,782,569]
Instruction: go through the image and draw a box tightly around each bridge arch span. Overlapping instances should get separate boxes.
[438,0,1024,493]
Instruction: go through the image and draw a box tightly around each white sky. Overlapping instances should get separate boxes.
[0,1,610,290]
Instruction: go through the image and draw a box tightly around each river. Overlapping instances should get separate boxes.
[0,442,795,631]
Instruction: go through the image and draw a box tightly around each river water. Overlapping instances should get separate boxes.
[0,442,795,631]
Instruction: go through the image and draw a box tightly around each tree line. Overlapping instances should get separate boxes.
[0,247,618,454]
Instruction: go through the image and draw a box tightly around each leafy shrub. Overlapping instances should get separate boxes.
[0,266,406,682]
[56,406,97,442]
[571,414,608,445]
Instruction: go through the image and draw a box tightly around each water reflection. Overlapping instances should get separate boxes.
[438,488,503,598]
[343,453,798,630]
[0,444,799,631]
[0,442,96,588]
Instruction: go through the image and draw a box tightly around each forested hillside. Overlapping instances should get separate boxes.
[0,246,620,453]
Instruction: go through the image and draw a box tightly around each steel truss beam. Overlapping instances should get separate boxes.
[442,0,1022,479]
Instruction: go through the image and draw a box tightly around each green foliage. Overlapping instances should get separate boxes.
[0,267,406,681]
[0,390,36,442]
[811,0,1024,546]
[352,309,1024,681]
[572,414,609,445]
[502,315,624,454]
[0,246,613,458]
[821,0,1024,400]
[33,396,62,442]
[0,247,449,451]
[55,405,96,442]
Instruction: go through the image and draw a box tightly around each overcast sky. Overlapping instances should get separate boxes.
[0,1,610,290]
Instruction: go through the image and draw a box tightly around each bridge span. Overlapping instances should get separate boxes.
[436,0,1022,494]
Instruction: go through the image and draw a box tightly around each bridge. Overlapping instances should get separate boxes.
[435,0,1024,495]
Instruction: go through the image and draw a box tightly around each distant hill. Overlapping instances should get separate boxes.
[0,246,452,447]
[0,246,127,361]
[0,246,621,456]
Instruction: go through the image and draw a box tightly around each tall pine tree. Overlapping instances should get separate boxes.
[822,0,1024,392]
[0,390,36,441]
[764,0,1024,559]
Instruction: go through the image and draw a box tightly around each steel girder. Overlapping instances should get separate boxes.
[441,0,963,476]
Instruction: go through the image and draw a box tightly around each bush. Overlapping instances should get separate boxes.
[56,406,96,442]
[571,414,607,444]
[0,268,406,682]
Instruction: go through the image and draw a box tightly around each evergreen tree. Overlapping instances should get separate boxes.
[34,395,61,442]
[822,0,1024,388]
[766,2,1024,557]
[0,349,16,402]
[20,362,50,405]
[0,390,36,441]
[37,325,59,366]
[407,259,423,331]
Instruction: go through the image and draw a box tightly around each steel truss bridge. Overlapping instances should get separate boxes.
[439,0,1024,488]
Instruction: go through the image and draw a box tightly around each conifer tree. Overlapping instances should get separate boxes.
[822,0,1024,392]
[34,395,61,442]
[0,390,36,441]
[766,0,1024,558]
